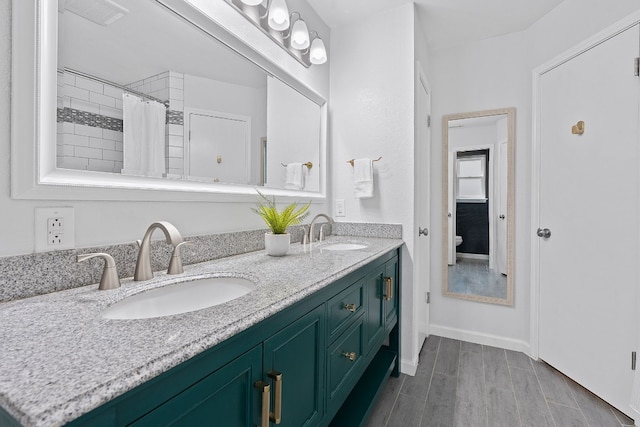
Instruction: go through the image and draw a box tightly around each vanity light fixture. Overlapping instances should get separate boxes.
[289,13,310,50]
[268,0,290,31]
[309,31,327,64]
[228,0,327,67]
[240,0,263,6]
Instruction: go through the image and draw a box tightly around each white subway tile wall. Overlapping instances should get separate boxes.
[56,70,185,175]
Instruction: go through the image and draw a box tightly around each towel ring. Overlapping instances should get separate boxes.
[347,156,382,167]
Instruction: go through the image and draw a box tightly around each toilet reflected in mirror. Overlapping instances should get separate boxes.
[442,108,515,306]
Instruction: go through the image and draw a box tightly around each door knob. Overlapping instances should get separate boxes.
[419,227,429,236]
[499,215,505,219]
[537,228,551,238]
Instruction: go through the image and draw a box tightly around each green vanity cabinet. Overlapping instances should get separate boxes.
[263,304,325,427]
[131,345,263,426]
[62,248,400,427]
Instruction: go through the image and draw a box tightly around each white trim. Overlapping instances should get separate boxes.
[457,253,489,261]
[10,0,327,202]
[530,8,640,363]
[430,324,531,355]
[400,357,419,376]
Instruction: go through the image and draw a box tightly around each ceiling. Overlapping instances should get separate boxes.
[306,0,565,49]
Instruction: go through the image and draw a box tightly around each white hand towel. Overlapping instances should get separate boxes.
[353,158,374,198]
[285,163,305,190]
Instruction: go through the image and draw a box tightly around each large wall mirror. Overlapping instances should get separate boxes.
[11,0,326,201]
[442,108,515,306]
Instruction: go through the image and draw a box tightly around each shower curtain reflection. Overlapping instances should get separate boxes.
[121,94,166,178]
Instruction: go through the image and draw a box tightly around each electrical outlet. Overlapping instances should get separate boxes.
[335,199,346,217]
[35,207,75,252]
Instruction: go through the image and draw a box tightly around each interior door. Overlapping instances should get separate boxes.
[538,24,639,416]
[496,139,508,275]
[416,68,431,341]
[187,112,248,183]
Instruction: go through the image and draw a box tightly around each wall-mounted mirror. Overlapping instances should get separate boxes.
[442,108,515,305]
[11,0,326,201]
[57,0,320,189]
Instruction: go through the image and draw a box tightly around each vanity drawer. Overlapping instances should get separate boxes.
[326,317,365,408]
[327,279,364,343]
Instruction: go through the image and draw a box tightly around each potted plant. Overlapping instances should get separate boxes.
[253,190,311,256]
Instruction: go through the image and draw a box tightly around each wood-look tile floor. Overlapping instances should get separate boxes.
[448,258,507,299]
[367,336,634,427]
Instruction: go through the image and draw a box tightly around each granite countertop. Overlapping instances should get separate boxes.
[0,235,403,427]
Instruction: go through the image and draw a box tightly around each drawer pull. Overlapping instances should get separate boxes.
[254,381,270,427]
[384,277,393,301]
[268,371,283,424]
[342,351,357,362]
[344,303,357,312]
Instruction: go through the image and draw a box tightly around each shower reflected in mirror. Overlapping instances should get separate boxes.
[442,108,515,306]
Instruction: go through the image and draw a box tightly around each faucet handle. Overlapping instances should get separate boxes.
[77,253,121,290]
[301,226,309,245]
[167,241,192,275]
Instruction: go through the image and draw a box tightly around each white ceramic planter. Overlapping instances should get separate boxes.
[264,233,290,256]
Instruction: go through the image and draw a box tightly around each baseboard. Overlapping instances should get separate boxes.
[400,357,418,376]
[457,253,490,261]
[430,324,530,355]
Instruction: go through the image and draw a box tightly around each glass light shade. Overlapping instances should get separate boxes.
[240,0,263,6]
[309,37,327,64]
[290,18,310,50]
[268,0,290,31]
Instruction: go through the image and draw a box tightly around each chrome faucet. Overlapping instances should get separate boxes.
[134,221,185,281]
[308,214,334,243]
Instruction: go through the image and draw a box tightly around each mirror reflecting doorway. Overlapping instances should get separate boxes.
[442,108,515,306]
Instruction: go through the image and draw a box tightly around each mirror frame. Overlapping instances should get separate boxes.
[11,0,327,202]
[441,107,515,306]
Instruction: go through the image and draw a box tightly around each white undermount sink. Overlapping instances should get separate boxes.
[102,277,256,320]
[320,243,368,251]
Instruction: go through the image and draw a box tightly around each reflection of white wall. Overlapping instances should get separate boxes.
[266,76,320,191]
[449,124,496,152]
[184,74,266,185]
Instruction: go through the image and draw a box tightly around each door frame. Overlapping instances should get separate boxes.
[530,10,640,419]
[183,107,252,182]
[449,145,495,269]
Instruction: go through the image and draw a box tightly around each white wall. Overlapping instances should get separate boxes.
[0,0,330,257]
[330,3,419,372]
[428,0,640,352]
[266,77,320,191]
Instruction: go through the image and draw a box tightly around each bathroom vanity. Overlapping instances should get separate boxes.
[0,236,402,426]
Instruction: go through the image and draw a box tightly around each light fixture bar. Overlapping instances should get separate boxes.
[226,0,326,67]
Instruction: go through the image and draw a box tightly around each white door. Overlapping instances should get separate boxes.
[187,112,249,184]
[416,66,431,342]
[538,24,639,416]
[496,139,508,275]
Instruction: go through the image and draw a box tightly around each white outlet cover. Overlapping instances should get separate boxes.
[335,199,346,217]
[35,207,75,252]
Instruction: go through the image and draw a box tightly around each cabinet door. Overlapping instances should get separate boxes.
[263,304,325,427]
[363,265,385,352]
[131,345,262,427]
[383,255,399,327]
